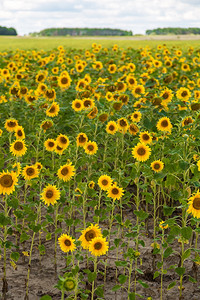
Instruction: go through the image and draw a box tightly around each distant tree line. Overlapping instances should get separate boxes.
[0,26,17,35]
[31,28,133,37]
[146,27,200,35]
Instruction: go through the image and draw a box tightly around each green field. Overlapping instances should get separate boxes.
[0,36,200,51]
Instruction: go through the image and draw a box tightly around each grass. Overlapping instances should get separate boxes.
[0,36,200,51]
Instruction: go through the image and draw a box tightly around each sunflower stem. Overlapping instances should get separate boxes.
[2,195,8,297]
[160,229,164,300]
[91,256,97,300]
[54,203,59,275]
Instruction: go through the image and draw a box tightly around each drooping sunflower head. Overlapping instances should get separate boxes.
[129,123,139,135]
[84,141,98,155]
[57,162,75,182]
[151,160,164,172]
[117,118,129,133]
[107,184,124,200]
[132,143,151,162]
[5,119,18,132]
[132,85,145,98]
[46,102,60,117]
[56,134,69,150]
[22,165,39,181]
[98,113,108,123]
[88,181,95,189]
[45,88,56,101]
[98,175,113,191]
[156,117,172,133]
[83,98,95,110]
[58,234,76,253]
[182,117,193,127]
[76,133,88,147]
[106,121,118,135]
[89,236,109,257]
[14,125,25,140]
[139,131,152,145]
[0,171,18,195]
[79,224,102,249]
[54,144,64,155]
[41,184,60,206]
[41,120,53,132]
[187,190,200,219]
[44,139,56,152]
[10,140,27,157]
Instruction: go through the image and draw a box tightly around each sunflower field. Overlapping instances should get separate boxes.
[0,43,200,300]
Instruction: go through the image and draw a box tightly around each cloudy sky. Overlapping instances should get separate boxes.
[0,0,199,35]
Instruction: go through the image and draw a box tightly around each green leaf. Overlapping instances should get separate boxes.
[135,268,144,275]
[163,205,174,216]
[181,227,192,240]
[115,261,128,267]
[40,296,52,300]
[112,285,121,291]
[133,210,149,220]
[88,271,97,283]
[128,292,136,300]
[189,275,197,283]
[183,249,191,261]
[175,267,185,276]
[138,279,149,288]
[10,252,20,262]
[167,281,176,290]
[153,271,160,279]
[163,247,173,258]
[95,286,104,297]
[20,232,30,243]
[0,213,11,226]
[118,274,127,284]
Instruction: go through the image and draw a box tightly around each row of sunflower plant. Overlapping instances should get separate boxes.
[0,42,200,300]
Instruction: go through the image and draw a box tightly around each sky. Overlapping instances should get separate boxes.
[0,0,200,35]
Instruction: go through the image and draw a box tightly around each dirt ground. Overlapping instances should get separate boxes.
[1,208,200,300]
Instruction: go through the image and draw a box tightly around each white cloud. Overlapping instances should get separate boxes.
[0,0,199,35]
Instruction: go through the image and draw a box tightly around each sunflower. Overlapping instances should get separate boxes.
[132,85,145,98]
[176,87,191,102]
[76,133,88,147]
[115,81,127,93]
[107,184,124,200]
[0,171,18,195]
[57,162,75,182]
[113,101,123,111]
[14,126,25,140]
[5,119,18,132]
[187,190,200,219]
[160,88,173,104]
[88,181,95,189]
[56,134,69,150]
[126,74,137,88]
[108,64,117,74]
[41,184,60,206]
[0,129,3,137]
[98,113,108,123]
[58,73,72,90]
[44,139,56,151]
[132,143,151,162]
[106,92,114,102]
[151,160,164,172]
[41,120,53,132]
[87,107,98,119]
[35,72,46,83]
[182,117,193,127]
[10,140,27,157]
[22,165,39,181]
[58,234,76,253]
[84,141,98,155]
[89,236,109,257]
[156,117,172,133]
[54,144,64,155]
[45,88,56,101]
[98,175,113,191]
[129,123,139,135]
[83,98,95,110]
[79,224,102,249]
[46,102,60,117]
[106,121,118,135]
[72,99,84,112]
[131,111,142,123]
[117,118,129,133]
[34,162,43,171]
[139,131,152,145]
[12,162,21,176]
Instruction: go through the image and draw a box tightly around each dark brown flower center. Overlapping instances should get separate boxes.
[0,174,13,187]
[162,92,169,99]
[64,239,71,246]
[94,242,102,250]
[14,141,23,151]
[17,130,23,137]
[46,91,55,99]
[8,121,16,128]
[102,179,108,186]
[109,125,115,131]
[87,145,94,151]
[61,167,69,176]
[129,78,135,84]
[161,120,169,128]
[85,229,96,241]
[137,147,146,156]
[119,119,127,127]
[193,197,200,210]
[112,187,119,195]
[26,167,35,176]
[49,105,56,113]
[75,102,81,108]
[59,136,67,144]
[181,91,188,97]
[142,134,150,141]
[48,141,55,147]
[46,190,53,199]
[84,100,92,107]
[154,163,161,170]
[61,77,68,84]
[79,135,86,143]
[37,74,44,81]
[135,88,142,94]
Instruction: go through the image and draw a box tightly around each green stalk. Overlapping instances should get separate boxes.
[160,230,164,300]
[2,196,8,297]
[128,259,133,294]
[91,256,98,300]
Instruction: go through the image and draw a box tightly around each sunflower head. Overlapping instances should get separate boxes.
[132,143,151,162]
[76,133,88,147]
[41,184,60,206]
[44,139,56,151]
[98,175,113,191]
[22,165,39,181]
[187,190,200,219]
[58,234,76,253]
[57,162,75,182]
[79,224,102,249]
[106,121,118,135]
[151,160,164,172]
[156,117,172,133]
[10,140,27,157]
[0,171,18,195]
[84,141,98,155]
[107,184,124,200]
[89,236,109,257]
[56,134,69,150]
[5,119,18,132]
